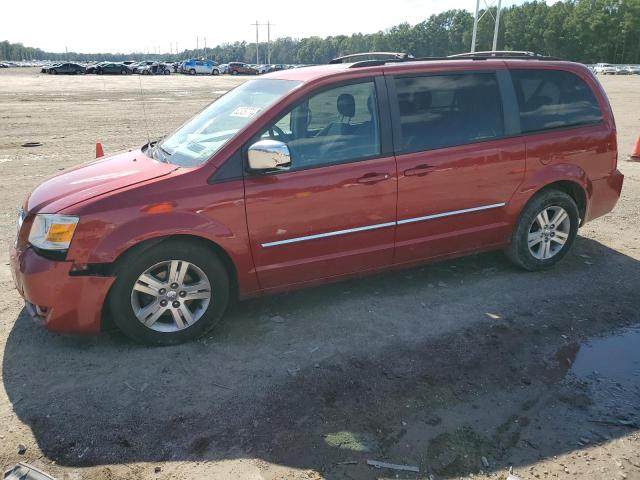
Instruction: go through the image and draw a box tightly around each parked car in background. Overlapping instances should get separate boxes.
[96,63,130,75]
[228,62,258,75]
[132,61,156,74]
[613,65,634,75]
[181,59,219,75]
[139,62,171,75]
[48,63,85,75]
[41,63,61,73]
[10,53,623,345]
[624,65,640,75]
[84,63,103,74]
[593,63,617,75]
[217,64,229,74]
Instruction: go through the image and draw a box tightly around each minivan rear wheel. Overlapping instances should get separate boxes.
[506,189,579,271]
[109,239,229,345]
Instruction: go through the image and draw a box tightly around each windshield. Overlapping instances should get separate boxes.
[154,79,302,167]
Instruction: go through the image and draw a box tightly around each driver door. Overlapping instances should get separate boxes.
[243,78,398,290]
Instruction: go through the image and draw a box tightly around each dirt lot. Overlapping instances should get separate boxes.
[0,68,639,480]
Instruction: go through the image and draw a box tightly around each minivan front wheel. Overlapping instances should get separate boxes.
[507,189,579,271]
[109,239,229,345]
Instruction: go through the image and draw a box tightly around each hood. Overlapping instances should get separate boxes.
[27,149,178,214]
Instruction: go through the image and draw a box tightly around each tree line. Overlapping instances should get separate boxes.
[2,0,639,65]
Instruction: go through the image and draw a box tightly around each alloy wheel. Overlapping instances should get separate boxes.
[527,205,571,260]
[130,260,211,332]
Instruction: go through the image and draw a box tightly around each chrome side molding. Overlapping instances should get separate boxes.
[261,202,506,248]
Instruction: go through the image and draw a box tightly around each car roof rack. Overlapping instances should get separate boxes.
[332,50,560,68]
[329,52,414,64]
[448,50,559,60]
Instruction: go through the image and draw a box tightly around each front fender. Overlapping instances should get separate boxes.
[85,211,235,263]
[67,208,260,297]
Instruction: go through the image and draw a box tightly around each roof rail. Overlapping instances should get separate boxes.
[329,52,414,64]
[332,50,562,68]
[448,51,560,60]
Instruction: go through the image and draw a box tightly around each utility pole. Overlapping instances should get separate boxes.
[204,37,207,59]
[251,20,260,64]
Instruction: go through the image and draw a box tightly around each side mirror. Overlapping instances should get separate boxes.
[248,140,291,172]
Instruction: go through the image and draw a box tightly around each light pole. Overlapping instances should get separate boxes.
[492,0,502,52]
[471,0,480,53]
[471,0,503,53]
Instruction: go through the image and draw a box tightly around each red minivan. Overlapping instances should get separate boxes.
[10,53,624,344]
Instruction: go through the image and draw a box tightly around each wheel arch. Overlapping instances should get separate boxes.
[514,162,591,227]
[537,180,587,224]
[101,234,239,331]
[112,234,239,296]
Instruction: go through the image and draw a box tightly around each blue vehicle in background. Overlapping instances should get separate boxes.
[180,59,220,75]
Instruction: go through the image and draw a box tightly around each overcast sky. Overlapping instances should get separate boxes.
[6,0,535,54]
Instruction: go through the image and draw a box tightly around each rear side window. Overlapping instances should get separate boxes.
[510,69,603,134]
[394,73,504,153]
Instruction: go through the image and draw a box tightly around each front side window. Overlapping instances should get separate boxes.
[510,69,603,133]
[257,81,381,170]
[394,73,504,153]
[156,79,301,167]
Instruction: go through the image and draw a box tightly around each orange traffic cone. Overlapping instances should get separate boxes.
[96,142,104,158]
[631,135,640,162]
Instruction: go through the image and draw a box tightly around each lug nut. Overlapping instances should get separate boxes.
[172,301,180,308]
[170,282,179,289]
[159,288,166,295]
[179,291,187,298]
[160,300,168,307]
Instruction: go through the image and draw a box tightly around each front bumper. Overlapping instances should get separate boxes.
[10,245,115,335]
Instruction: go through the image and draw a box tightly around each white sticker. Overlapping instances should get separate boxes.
[230,106,261,118]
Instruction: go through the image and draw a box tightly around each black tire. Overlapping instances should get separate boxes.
[108,239,230,346]
[231,70,238,75]
[506,189,579,271]
[121,69,127,75]
[212,69,219,75]
[51,69,58,75]
[97,70,103,75]
[189,69,196,75]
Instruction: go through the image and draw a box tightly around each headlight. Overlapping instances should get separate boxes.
[28,214,79,251]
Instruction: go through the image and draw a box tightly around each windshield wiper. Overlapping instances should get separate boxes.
[150,138,172,163]
[158,144,172,158]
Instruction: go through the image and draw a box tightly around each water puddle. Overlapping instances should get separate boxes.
[571,327,640,384]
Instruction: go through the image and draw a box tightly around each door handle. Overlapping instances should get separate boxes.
[357,172,390,184]
[404,164,433,177]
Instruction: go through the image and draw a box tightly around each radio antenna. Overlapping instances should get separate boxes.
[138,74,152,148]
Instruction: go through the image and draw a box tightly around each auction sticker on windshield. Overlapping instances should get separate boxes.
[230,106,261,118]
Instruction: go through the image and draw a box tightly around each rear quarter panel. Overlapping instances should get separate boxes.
[504,62,617,222]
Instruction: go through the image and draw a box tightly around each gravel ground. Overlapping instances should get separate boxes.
[0,68,639,480]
